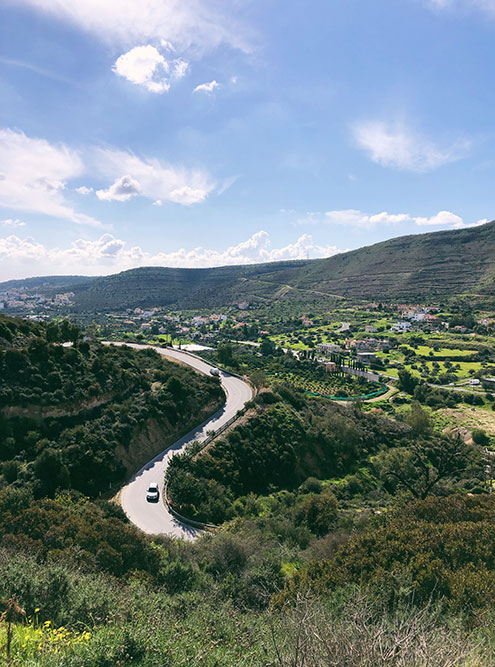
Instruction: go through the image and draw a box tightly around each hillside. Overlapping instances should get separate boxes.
[66,260,313,312]
[295,220,495,302]
[1,222,494,311]
[0,315,224,495]
[166,386,407,524]
[64,220,495,310]
[1,317,495,665]
[0,275,96,292]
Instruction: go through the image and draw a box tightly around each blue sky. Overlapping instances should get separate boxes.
[0,0,494,280]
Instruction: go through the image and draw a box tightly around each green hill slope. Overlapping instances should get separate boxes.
[71,220,495,310]
[294,220,495,302]
[0,275,96,291]
[68,260,313,311]
[0,316,224,496]
[4,221,494,311]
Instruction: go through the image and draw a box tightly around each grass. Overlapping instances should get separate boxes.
[406,345,478,358]
[423,360,483,376]
[9,594,495,666]
[435,404,495,437]
[375,350,485,380]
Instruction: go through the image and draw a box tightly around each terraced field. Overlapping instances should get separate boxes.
[269,370,383,398]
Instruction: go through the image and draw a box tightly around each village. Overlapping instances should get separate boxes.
[3,287,494,401]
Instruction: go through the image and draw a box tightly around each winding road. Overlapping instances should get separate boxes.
[104,343,253,541]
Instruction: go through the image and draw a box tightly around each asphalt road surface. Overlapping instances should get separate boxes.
[103,343,253,540]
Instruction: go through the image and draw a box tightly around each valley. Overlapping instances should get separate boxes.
[1,222,495,664]
[3,2,495,661]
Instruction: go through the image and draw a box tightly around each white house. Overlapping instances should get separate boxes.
[391,321,412,333]
[316,342,342,355]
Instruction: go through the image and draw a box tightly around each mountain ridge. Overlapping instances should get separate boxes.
[1,221,494,310]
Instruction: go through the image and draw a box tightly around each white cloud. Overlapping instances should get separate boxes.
[10,0,252,54]
[113,45,188,93]
[171,58,189,79]
[0,218,26,228]
[0,128,217,228]
[96,175,141,202]
[413,210,464,226]
[325,210,411,228]
[93,148,215,205]
[0,129,101,226]
[113,45,170,93]
[352,120,470,172]
[160,39,176,52]
[323,208,487,230]
[193,80,220,94]
[414,212,489,229]
[0,231,341,280]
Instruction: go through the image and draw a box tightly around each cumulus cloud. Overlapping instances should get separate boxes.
[322,208,487,230]
[75,185,93,195]
[10,0,253,54]
[325,210,410,227]
[93,148,215,205]
[414,213,488,229]
[413,211,463,226]
[193,80,220,94]
[0,129,101,226]
[352,120,470,172]
[113,45,188,93]
[0,231,341,280]
[113,45,170,92]
[0,127,217,223]
[0,218,26,227]
[96,175,141,202]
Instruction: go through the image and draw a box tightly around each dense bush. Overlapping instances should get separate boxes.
[0,317,223,497]
[277,495,495,614]
[0,493,160,578]
[166,390,408,524]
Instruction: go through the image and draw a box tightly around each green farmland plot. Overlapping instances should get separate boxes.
[269,370,383,399]
[406,345,478,358]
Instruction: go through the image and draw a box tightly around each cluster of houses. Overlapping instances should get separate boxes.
[316,338,391,367]
[348,338,391,352]
[0,288,75,312]
[390,317,442,333]
[394,305,447,332]
[116,309,233,340]
[317,338,390,355]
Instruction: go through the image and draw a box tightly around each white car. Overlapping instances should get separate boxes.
[210,367,220,377]
[146,482,160,502]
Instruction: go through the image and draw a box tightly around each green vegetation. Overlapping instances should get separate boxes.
[1,304,495,665]
[3,219,493,314]
[200,342,383,399]
[5,535,495,666]
[0,315,223,497]
[277,495,495,616]
[165,387,481,525]
[281,372,384,398]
